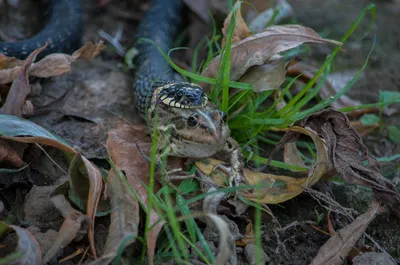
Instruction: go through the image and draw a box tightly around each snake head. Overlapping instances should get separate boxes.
[148,82,230,158]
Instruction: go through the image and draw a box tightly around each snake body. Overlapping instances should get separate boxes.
[132,0,209,118]
[0,0,82,59]
[0,0,245,186]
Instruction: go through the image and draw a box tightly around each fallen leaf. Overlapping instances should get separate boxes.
[202,25,341,92]
[196,125,332,204]
[0,43,47,116]
[238,54,286,92]
[221,2,252,47]
[236,220,255,246]
[351,120,379,137]
[0,222,42,265]
[106,124,186,265]
[283,141,307,170]
[0,42,105,84]
[0,138,24,167]
[302,109,400,217]
[88,168,139,265]
[43,195,90,263]
[310,199,386,265]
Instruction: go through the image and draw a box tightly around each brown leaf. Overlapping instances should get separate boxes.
[221,2,252,48]
[351,120,379,137]
[238,54,286,92]
[0,139,24,167]
[283,142,307,170]
[89,168,139,265]
[106,124,183,265]
[0,42,105,84]
[71,41,106,61]
[310,199,386,265]
[302,109,400,217]
[43,195,90,263]
[236,221,255,246]
[196,125,332,204]
[0,43,47,116]
[202,25,341,89]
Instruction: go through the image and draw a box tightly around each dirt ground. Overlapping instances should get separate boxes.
[0,0,399,264]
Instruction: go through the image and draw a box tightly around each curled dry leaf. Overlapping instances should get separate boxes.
[283,142,307,170]
[221,2,252,47]
[1,224,43,265]
[43,195,90,264]
[302,109,400,217]
[0,43,47,116]
[106,124,185,265]
[0,138,24,167]
[196,125,332,204]
[310,199,386,265]
[0,41,105,84]
[202,25,341,92]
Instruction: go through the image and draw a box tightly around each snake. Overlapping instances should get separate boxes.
[0,0,245,186]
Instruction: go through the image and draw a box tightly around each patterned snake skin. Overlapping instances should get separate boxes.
[133,0,188,117]
[0,0,82,59]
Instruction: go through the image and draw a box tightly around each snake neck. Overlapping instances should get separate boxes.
[132,0,185,117]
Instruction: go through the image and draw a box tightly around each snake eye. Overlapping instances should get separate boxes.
[176,91,183,98]
[187,113,199,127]
[220,111,227,123]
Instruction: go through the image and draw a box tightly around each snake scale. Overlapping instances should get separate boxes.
[0,0,244,186]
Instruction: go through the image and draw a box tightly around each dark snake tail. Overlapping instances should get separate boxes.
[133,0,185,117]
[0,0,82,60]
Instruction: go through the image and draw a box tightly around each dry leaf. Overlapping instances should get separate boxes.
[87,168,139,265]
[238,54,286,92]
[43,195,90,263]
[283,142,307,170]
[106,124,186,265]
[0,42,105,84]
[236,221,255,246]
[0,43,47,116]
[196,125,332,204]
[221,2,252,47]
[0,138,24,167]
[310,199,386,265]
[202,25,341,92]
[302,109,400,217]
[351,120,379,137]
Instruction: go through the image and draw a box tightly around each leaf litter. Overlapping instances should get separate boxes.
[1,0,399,264]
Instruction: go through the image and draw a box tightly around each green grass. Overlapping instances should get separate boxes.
[124,2,399,265]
